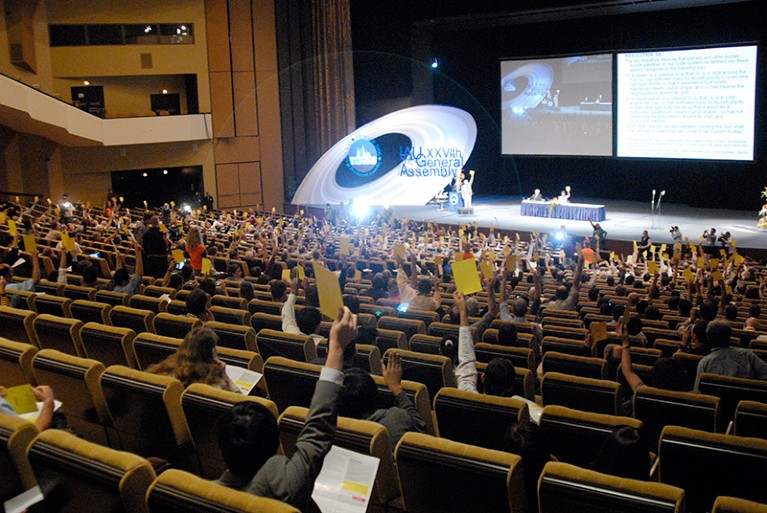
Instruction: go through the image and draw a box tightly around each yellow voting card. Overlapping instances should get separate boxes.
[22,234,36,253]
[314,263,344,320]
[452,258,482,295]
[201,258,211,276]
[3,384,37,415]
[172,249,185,263]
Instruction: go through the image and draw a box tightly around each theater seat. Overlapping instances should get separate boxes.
[375,327,408,353]
[69,299,112,325]
[0,337,37,387]
[475,343,535,370]
[32,314,84,357]
[0,414,38,504]
[131,332,182,371]
[697,373,767,431]
[711,496,767,513]
[383,348,456,400]
[204,320,257,351]
[734,400,767,440]
[30,293,72,317]
[379,316,426,341]
[79,322,136,368]
[633,385,719,445]
[262,356,322,412]
[538,461,685,513]
[433,388,529,451]
[659,425,767,512]
[541,372,621,415]
[94,290,130,307]
[209,305,251,326]
[541,351,607,379]
[395,432,526,513]
[128,294,169,314]
[26,429,155,513]
[152,312,201,339]
[146,468,299,512]
[250,312,283,333]
[0,306,39,346]
[181,383,277,479]
[110,305,156,335]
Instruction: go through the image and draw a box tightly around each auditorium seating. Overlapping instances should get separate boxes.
[541,372,622,415]
[250,312,284,333]
[541,351,607,379]
[110,305,156,334]
[538,461,686,513]
[152,312,201,339]
[395,432,526,513]
[0,413,38,504]
[733,400,767,439]
[0,337,37,386]
[711,496,767,513]
[475,343,536,370]
[375,327,408,352]
[255,328,316,363]
[379,316,426,341]
[383,348,456,400]
[204,320,257,351]
[408,333,442,355]
[95,290,130,307]
[32,314,84,356]
[209,305,251,326]
[633,385,720,445]
[129,294,169,314]
[79,322,136,368]
[0,306,39,346]
[697,373,767,431]
[70,299,112,324]
[262,356,322,412]
[131,332,181,371]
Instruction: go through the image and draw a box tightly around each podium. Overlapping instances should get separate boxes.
[448,191,463,211]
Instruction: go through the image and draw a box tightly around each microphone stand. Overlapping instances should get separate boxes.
[651,190,656,229]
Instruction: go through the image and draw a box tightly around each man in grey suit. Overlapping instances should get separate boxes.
[216,307,358,512]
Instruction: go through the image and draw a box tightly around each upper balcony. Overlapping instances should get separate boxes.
[0,72,211,147]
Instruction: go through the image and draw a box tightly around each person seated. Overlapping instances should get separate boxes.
[281,276,323,346]
[338,352,426,449]
[694,319,767,390]
[545,254,585,312]
[0,384,56,431]
[557,187,571,204]
[591,425,651,481]
[396,250,441,312]
[270,279,288,302]
[503,419,553,512]
[147,327,238,392]
[0,234,41,308]
[215,308,357,511]
[186,288,213,323]
[111,240,144,295]
[528,189,544,201]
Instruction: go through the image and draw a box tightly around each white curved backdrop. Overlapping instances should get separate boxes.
[292,105,477,206]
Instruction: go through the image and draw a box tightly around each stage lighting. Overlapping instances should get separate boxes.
[431,58,439,69]
[555,231,565,241]
[352,201,370,221]
[182,204,192,213]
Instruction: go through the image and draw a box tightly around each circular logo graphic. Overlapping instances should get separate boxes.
[346,138,381,177]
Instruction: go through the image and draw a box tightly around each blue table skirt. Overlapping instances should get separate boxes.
[521,200,606,222]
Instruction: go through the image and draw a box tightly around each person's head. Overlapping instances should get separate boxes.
[416,279,432,296]
[304,284,319,307]
[678,298,693,316]
[338,367,377,419]
[440,336,458,364]
[113,268,130,287]
[511,298,528,318]
[270,279,288,302]
[497,323,518,347]
[627,315,643,336]
[218,401,279,478]
[612,304,625,322]
[591,426,650,481]
[371,273,387,291]
[599,301,614,316]
[503,419,551,507]
[691,320,709,348]
[200,277,217,296]
[179,326,219,363]
[642,230,648,237]
[749,304,761,318]
[168,273,183,289]
[699,300,718,321]
[652,358,688,391]
[186,226,202,249]
[465,297,480,317]
[745,317,760,331]
[296,307,322,335]
[706,319,732,348]
[239,280,256,302]
[555,285,569,301]
[644,306,660,320]
[181,263,194,282]
[343,295,360,314]
[724,304,739,321]
[483,358,516,397]
[636,300,649,315]
[82,264,98,286]
[228,263,243,280]
[588,287,599,302]
[186,288,210,317]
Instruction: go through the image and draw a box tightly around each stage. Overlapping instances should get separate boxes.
[385,196,767,251]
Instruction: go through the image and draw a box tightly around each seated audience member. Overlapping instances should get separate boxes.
[111,240,144,294]
[0,234,41,308]
[270,279,288,302]
[694,319,767,390]
[147,327,238,392]
[679,320,710,356]
[503,419,553,512]
[545,254,585,311]
[450,291,516,396]
[396,251,441,312]
[360,273,389,301]
[186,288,213,322]
[312,318,377,370]
[215,308,358,511]
[591,425,651,481]
[281,277,323,345]
[0,384,56,430]
[338,352,426,448]
[239,280,256,302]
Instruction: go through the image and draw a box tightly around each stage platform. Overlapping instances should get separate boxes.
[385,196,766,251]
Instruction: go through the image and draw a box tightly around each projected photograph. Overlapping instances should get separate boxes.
[500,54,613,156]
[617,45,757,161]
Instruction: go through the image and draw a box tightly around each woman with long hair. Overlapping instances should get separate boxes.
[186,225,207,274]
[147,327,239,392]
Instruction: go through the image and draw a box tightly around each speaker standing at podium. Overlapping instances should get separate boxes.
[461,169,475,209]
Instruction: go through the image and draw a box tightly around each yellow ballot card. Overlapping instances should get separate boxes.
[282,269,291,282]
[61,232,75,252]
[647,261,659,275]
[452,258,482,295]
[3,384,37,415]
[0,211,5,224]
[434,255,444,267]
[340,237,351,256]
[393,242,406,259]
[505,255,517,271]
[8,219,17,236]
[172,249,185,263]
[201,258,212,276]
[480,260,493,280]
[22,234,36,253]
[297,265,306,281]
[314,263,344,320]
[709,259,720,270]
[684,267,695,283]
[590,321,608,343]
[455,252,464,262]
[712,271,724,282]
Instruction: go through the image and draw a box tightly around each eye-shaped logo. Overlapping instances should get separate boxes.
[292,105,477,206]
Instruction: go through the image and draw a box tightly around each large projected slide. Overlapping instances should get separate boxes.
[501,54,613,156]
[617,45,757,160]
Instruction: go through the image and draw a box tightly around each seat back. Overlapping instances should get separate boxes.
[146,468,299,512]
[279,406,401,507]
[32,314,84,356]
[541,336,589,356]
[0,305,38,346]
[30,294,72,317]
[384,348,455,400]
[711,496,767,513]
[0,337,37,386]
[538,461,685,513]
[409,334,443,355]
[131,333,182,371]
[100,365,190,461]
[395,432,526,513]
[633,385,719,446]
[541,372,621,415]
[399,308,440,328]
[31,349,110,444]
[428,322,477,344]
[255,328,316,363]
[539,404,643,469]
[698,373,767,431]
[475,343,535,370]
[204,320,257,351]
[209,305,251,326]
[95,290,130,307]
[372,374,436,436]
[670,351,702,391]
[26,429,155,513]
[210,294,247,310]
[152,312,201,339]
[70,299,112,325]
[128,295,168,314]
[249,312,283,333]
[262,356,322,412]
[247,298,283,316]
[165,300,188,316]
[378,316,426,341]
[433,388,529,450]
[734,400,767,439]
[315,341,382,374]
[181,383,278,479]
[375,327,408,353]
[659,425,767,512]
[542,351,607,379]
[79,322,137,368]
[110,306,156,335]
[142,285,176,299]
[0,413,38,503]
[62,284,96,302]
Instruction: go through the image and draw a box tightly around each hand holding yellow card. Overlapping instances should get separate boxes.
[647,261,659,274]
[23,234,36,253]
[452,258,482,295]
[3,384,37,414]
[201,258,211,276]
[61,232,75,252]
[172,249,185,263]
[314,263,344,320]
